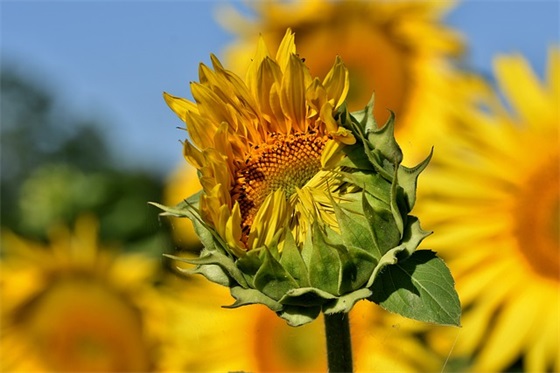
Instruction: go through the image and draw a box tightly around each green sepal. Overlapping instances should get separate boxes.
[323,288,372,315]
[332,198,381,259]
[337,170,391,209]
[277,305,322,327]
[164,249,249,288]
[235,249,263,286]
[343,104,400,181]
[305,223,342,295]
[362,192,401,257]
[254,247,300,300]
[397,149,433,211]
[364,110,403,167]
[389,167,405,237]
[225,286,282,312]
[150,192,226,254]
[176,262,232,287]
[365,216,431,288]
[369,250,461,326]
[279,230,311,287]
[279,287,337,307]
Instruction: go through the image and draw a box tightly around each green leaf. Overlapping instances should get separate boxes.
[369,250,461,326]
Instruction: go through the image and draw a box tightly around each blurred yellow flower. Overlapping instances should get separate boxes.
[162,279,443,372]
[0,216,177,372]
[219,0,463,162]
[163,162,203,250]
[417,49,559,372]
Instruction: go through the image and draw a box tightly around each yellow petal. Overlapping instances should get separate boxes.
[494,53,551,125]
[225,203,245,256]
[473,284,540,372]
[322,56,349,109]
[246,35,271,97]
[305,78,328,119]
[275,28,296,72]
[247,189,289,250]
[182,140,204,169]
[257,57,284,125]
[183,111,215,149]
[163,92,198,122]
[280,54,309,133]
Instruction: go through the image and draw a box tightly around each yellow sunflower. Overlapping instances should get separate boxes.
[163,162,203,250]
[0,215,179,372]
[219,0,463,162]
[160,278,444,372]
[164,28,355,256]
[416,49,559,372]
[159,28,442,326]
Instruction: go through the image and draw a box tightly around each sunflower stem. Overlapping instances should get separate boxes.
[324,312,353,373]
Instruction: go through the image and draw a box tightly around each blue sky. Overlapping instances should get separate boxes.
[2,1,559,177]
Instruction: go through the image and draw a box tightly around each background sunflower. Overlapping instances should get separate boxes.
[415,49,559,372]
[0,216,183,372]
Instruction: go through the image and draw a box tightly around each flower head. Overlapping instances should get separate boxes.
[0,216,179,372]
[158,29,454,326]
[417,49,559,372]
[164,29,355,255]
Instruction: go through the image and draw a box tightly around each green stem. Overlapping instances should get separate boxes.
[324,312,353,373]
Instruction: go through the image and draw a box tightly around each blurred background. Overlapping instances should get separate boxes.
[1,1,558,372]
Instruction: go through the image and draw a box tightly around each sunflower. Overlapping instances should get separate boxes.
[160,277,444,372]
[0,215,178,372]
[164,28,356,255]
[416,49,559,372]
[219,0,463,163]
[159,28,443,326]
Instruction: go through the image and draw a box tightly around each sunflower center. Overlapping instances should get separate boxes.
[514,152,559,281]
[232,131,327,238]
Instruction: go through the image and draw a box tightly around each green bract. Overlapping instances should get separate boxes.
[154,99,461,327]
